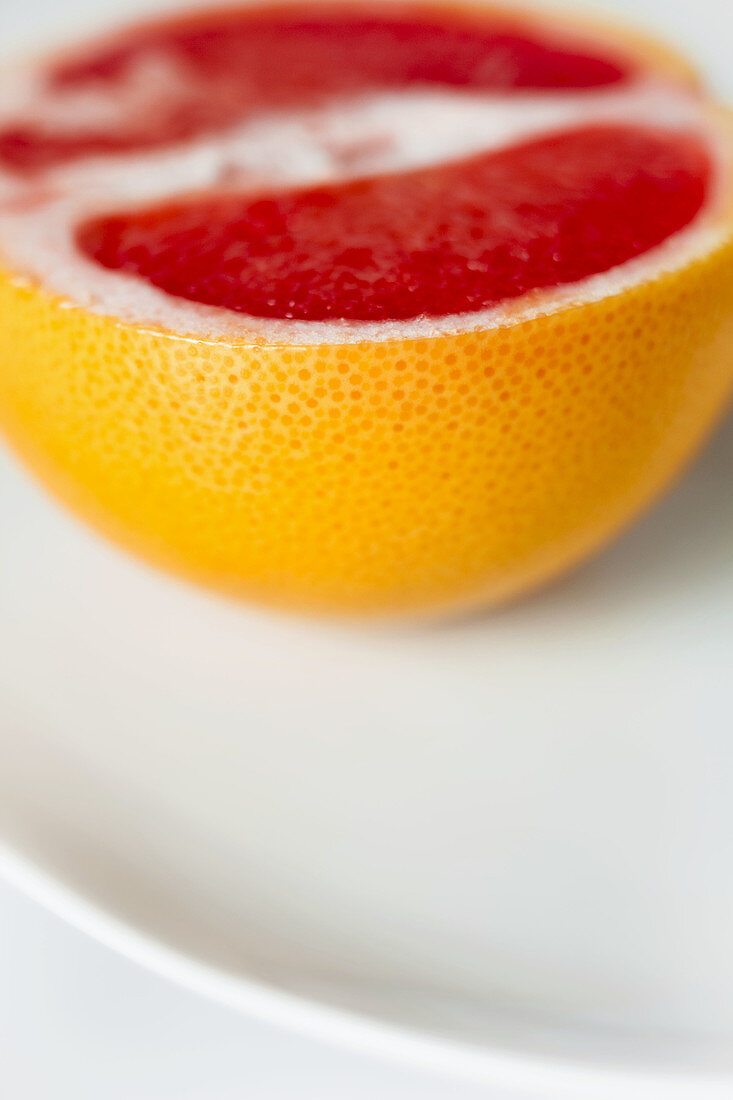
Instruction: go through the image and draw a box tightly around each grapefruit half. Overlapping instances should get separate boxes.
[0,2,732,614]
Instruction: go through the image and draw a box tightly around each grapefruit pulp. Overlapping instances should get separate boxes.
[0,2,732,614]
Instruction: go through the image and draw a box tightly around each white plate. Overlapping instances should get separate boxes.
[2,403,733,1100]
[2,0,733,1096]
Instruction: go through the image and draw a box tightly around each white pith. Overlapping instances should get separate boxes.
[0,37,728,346]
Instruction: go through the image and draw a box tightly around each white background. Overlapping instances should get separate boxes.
[1,0,731,1097]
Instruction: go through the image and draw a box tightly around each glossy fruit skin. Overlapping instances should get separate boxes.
[2,229,733,615]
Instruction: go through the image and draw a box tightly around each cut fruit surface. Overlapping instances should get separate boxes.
[0,2,732,615]
[78,124,711,322]
[0,5,632,173]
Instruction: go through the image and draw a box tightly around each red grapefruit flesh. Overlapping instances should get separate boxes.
[0,6,631,174]
[78,125,711,322]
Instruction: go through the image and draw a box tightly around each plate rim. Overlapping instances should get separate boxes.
[2,840,732,1100]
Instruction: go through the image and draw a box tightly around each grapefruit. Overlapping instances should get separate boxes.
[0,2,732,615]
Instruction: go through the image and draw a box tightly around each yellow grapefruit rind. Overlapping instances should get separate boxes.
[2,212,733,615]
[1,18,733,615]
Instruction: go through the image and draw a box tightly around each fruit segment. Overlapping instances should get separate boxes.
[0,5,631,173]
[78,125,710,322]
